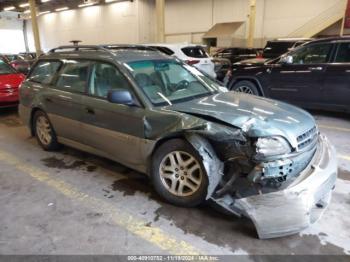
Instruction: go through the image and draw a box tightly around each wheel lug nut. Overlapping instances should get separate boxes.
[181,176,184,180]
[175,174,179,178]
[175,168,179,171]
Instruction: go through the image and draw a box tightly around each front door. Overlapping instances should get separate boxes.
[268,42,334,107]
[81,61,146,168]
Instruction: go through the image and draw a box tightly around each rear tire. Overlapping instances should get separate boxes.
[33,110,60,151]
[151,139,209,207]
[231,80,260,95]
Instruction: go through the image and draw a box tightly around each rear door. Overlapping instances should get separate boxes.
[268,42,334,106]
[81,61,146,167]
[321,42,350,110]
[44,59,91,142]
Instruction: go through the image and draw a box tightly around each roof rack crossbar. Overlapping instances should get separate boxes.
[49,45,109,53]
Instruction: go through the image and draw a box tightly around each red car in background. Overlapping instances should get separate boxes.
[0,59,25,108]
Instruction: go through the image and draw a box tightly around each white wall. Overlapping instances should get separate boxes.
[0,12,26,53]
[26,0,156,52]
[261,0,342,39]
[164,0,248,44]
[164,0,344,47]
[23,0,347,50]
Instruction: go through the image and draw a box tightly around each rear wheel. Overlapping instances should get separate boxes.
[33,111,60,151]
[151,139,208,207]
[232,80,260,95]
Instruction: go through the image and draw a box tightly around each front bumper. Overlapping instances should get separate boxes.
[235,135,337,239]
[0,91,19,108]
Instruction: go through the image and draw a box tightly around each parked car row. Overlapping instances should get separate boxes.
[1,52,37,75]
[0,58,25,108]
[18,43,337,239]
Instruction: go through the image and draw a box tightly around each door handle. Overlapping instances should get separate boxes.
[85,107,95,115]
[308,66,323,71]
[45,97,53,103]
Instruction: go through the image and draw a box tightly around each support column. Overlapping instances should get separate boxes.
[29,0,42,56]
[247,0,256,48]
[156,0,165,42]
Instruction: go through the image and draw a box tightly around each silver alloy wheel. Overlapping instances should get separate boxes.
[159,151,203,197]
[36,116,52,146]
[236,85,254,94]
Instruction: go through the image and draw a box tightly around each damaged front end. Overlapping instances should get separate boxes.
[183,122,337,239]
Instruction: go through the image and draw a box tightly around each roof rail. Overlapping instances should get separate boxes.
[101,44,158,52]
[49,45,108,53]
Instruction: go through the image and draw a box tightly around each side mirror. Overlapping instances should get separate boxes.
[280,55,293,64]
[107,89,134,106]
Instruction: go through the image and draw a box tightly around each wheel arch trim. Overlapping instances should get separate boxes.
[229,76,266,96]
[148,132,224,199]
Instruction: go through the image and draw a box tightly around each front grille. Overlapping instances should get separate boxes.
[297,126,318,150]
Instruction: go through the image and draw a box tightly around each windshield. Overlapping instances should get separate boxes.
[126,60,225,106]
[0,59,16,74]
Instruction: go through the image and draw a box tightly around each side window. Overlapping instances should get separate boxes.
[28,61,61,84]
[56,60,91,93]
[291,44,332,64]
[334,43,350,63]
[89,62,132,98]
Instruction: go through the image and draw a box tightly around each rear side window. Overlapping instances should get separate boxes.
[181,47,208,58]
[89,62,132,98]
[56,60,91,93]
[335,43,350,63]
[28,60,61,84]
[0,59,15,74]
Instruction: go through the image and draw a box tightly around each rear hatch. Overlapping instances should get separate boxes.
[181,46,215,77]
[263,41,295,59]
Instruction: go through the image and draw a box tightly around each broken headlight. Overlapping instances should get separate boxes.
[255,136,291,158]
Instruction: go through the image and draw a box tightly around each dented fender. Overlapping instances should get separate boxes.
[185,134,224,199]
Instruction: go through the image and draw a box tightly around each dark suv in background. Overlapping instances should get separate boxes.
[228,37,350,112]
[213,47,260,64]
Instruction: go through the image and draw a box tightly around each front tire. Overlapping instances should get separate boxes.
[231,80,260,95]
[151,139,209,207]
[33,110,60,151]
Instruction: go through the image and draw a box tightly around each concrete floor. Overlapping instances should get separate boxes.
[0,107,349,255]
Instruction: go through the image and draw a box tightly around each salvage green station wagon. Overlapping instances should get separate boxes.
[19,45,337,239]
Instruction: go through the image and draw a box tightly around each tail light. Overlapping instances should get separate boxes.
[10,62,19,68]
[185,60,200,66]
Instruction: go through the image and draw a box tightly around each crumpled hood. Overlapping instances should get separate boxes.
[167,92,316,149]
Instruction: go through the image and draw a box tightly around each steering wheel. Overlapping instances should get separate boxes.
[169,80,190,93]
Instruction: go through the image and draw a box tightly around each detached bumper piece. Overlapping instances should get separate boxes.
[235,135,337,239]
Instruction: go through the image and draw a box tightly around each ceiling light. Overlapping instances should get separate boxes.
[38,11,51,16]
[4,6,15,11]
[23,9,30,14]
[41,0,51,2]
[19,3,30,8]
[105,0,120,3]
[78,3,95,8]
[55,7,69,12]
